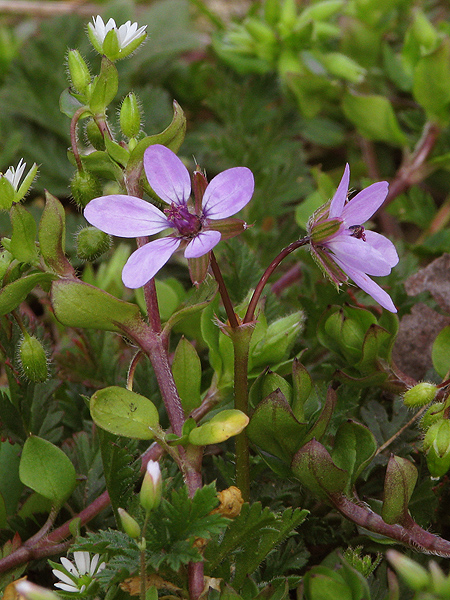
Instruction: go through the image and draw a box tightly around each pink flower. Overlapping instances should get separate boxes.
[84,145,254,288]
[307,164,399,312]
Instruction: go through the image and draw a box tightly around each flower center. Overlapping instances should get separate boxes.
[164,203,202,237]
[348,224,366,241]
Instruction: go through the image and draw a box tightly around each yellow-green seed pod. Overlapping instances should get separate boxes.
[120,92,141,139]
[19,334,48,383]
[403,382,437,408]
[76,226,111,261]
[70,170,102,208]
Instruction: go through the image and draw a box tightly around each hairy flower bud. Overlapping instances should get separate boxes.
[71,170,102,208]
[118,507,141,539]
[120,92,141,138]
[140,460,162,513]
[19,334,48,383]
[67,49,91,95]
[403,382,437,408]
[76,227,111,261]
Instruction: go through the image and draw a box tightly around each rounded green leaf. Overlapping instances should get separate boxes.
[189,410,249,446]
[432,326,450,378]
[90,386,159,439]
[19,436,76,506]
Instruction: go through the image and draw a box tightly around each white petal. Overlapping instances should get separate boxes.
[55,582,79,592]
[73,551,89,575]
[52,569,76,586]
[89,553,99,575]
[60,557,77,575]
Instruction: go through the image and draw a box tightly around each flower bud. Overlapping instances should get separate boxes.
[85,119,106,151]
[118,507,141,539]
[386,550,430,591]
[70,170,102,208]
[120,92,141,139]
[76,227,111,261]
[424,420,450,477]
[140,460,162,513]
[67,49,91,95]
[19,334,48,383]
[403,382,437,408]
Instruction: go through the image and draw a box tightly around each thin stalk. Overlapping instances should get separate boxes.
[244,238,309,324]
[375,403,430,456]
[210,251,238,329]
[70,106,87,172]
[232,327,252,502]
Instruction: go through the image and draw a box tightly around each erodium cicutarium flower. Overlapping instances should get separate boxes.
[307,164,399,313]
[84,144,254,288]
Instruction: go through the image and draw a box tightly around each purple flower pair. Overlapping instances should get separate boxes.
[84,144,254,288]
[307,164,399,313]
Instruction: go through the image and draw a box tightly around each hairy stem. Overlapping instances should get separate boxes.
[210,251,238,329]
[70,106,87,172]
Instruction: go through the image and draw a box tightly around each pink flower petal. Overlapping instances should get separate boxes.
[364,230,399,267]
[144,144,191,205]
[122,237,180,288]
[202,167,254,219]
[329,163,350,218]
[332,258,397,312]
[184,230,221,259]
[84,195,169,237]
[341,181,389,225]
[326,235,393,276]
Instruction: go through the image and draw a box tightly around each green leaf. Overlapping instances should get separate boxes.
[382,455,418,525]
[432,326,450,378]
[0,272,54,316]
[292,359,312,422]
[189,410,249,445]
[104,136,130,167]
[19,435,76,506]
[331,420,377,491]
[90,386,159,440]
[164,273,218,333]
[51,279,144,333]
[9,204,39,264]
[172,337,202,414]
[413,38,450,124]
[342,92,408,146]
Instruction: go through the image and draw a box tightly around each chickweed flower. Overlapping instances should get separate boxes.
[88,16,147,60]
[51,551,105,593]
[84,144,254,288]
[0,158,38,209]
[307,164,399,312]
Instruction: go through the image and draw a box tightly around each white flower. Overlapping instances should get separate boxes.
[88,16,147,58]
[52,551,106,593]
[4,158,27,191]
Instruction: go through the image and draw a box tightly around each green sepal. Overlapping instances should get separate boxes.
[0,177,15,210]
[0,272,54,316]
[291,438,349,502]
[102,29,120,61]
[331,420,377,493]
[381,455,417,525]
[247,389,308,463]
[19,435,76,507]
[15,163,38,203]
[39,191,74,276]
[354,324,392,375]
[90,386,159,440]
[261,371,292,405]
[89,57,119,114]
[301,386,337,446]
[105,136,130,167]
[10,204,39,265]
[291,358,312,422]
[127,101,186,173]
[51,278,144,333]
[172,337,202,414]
